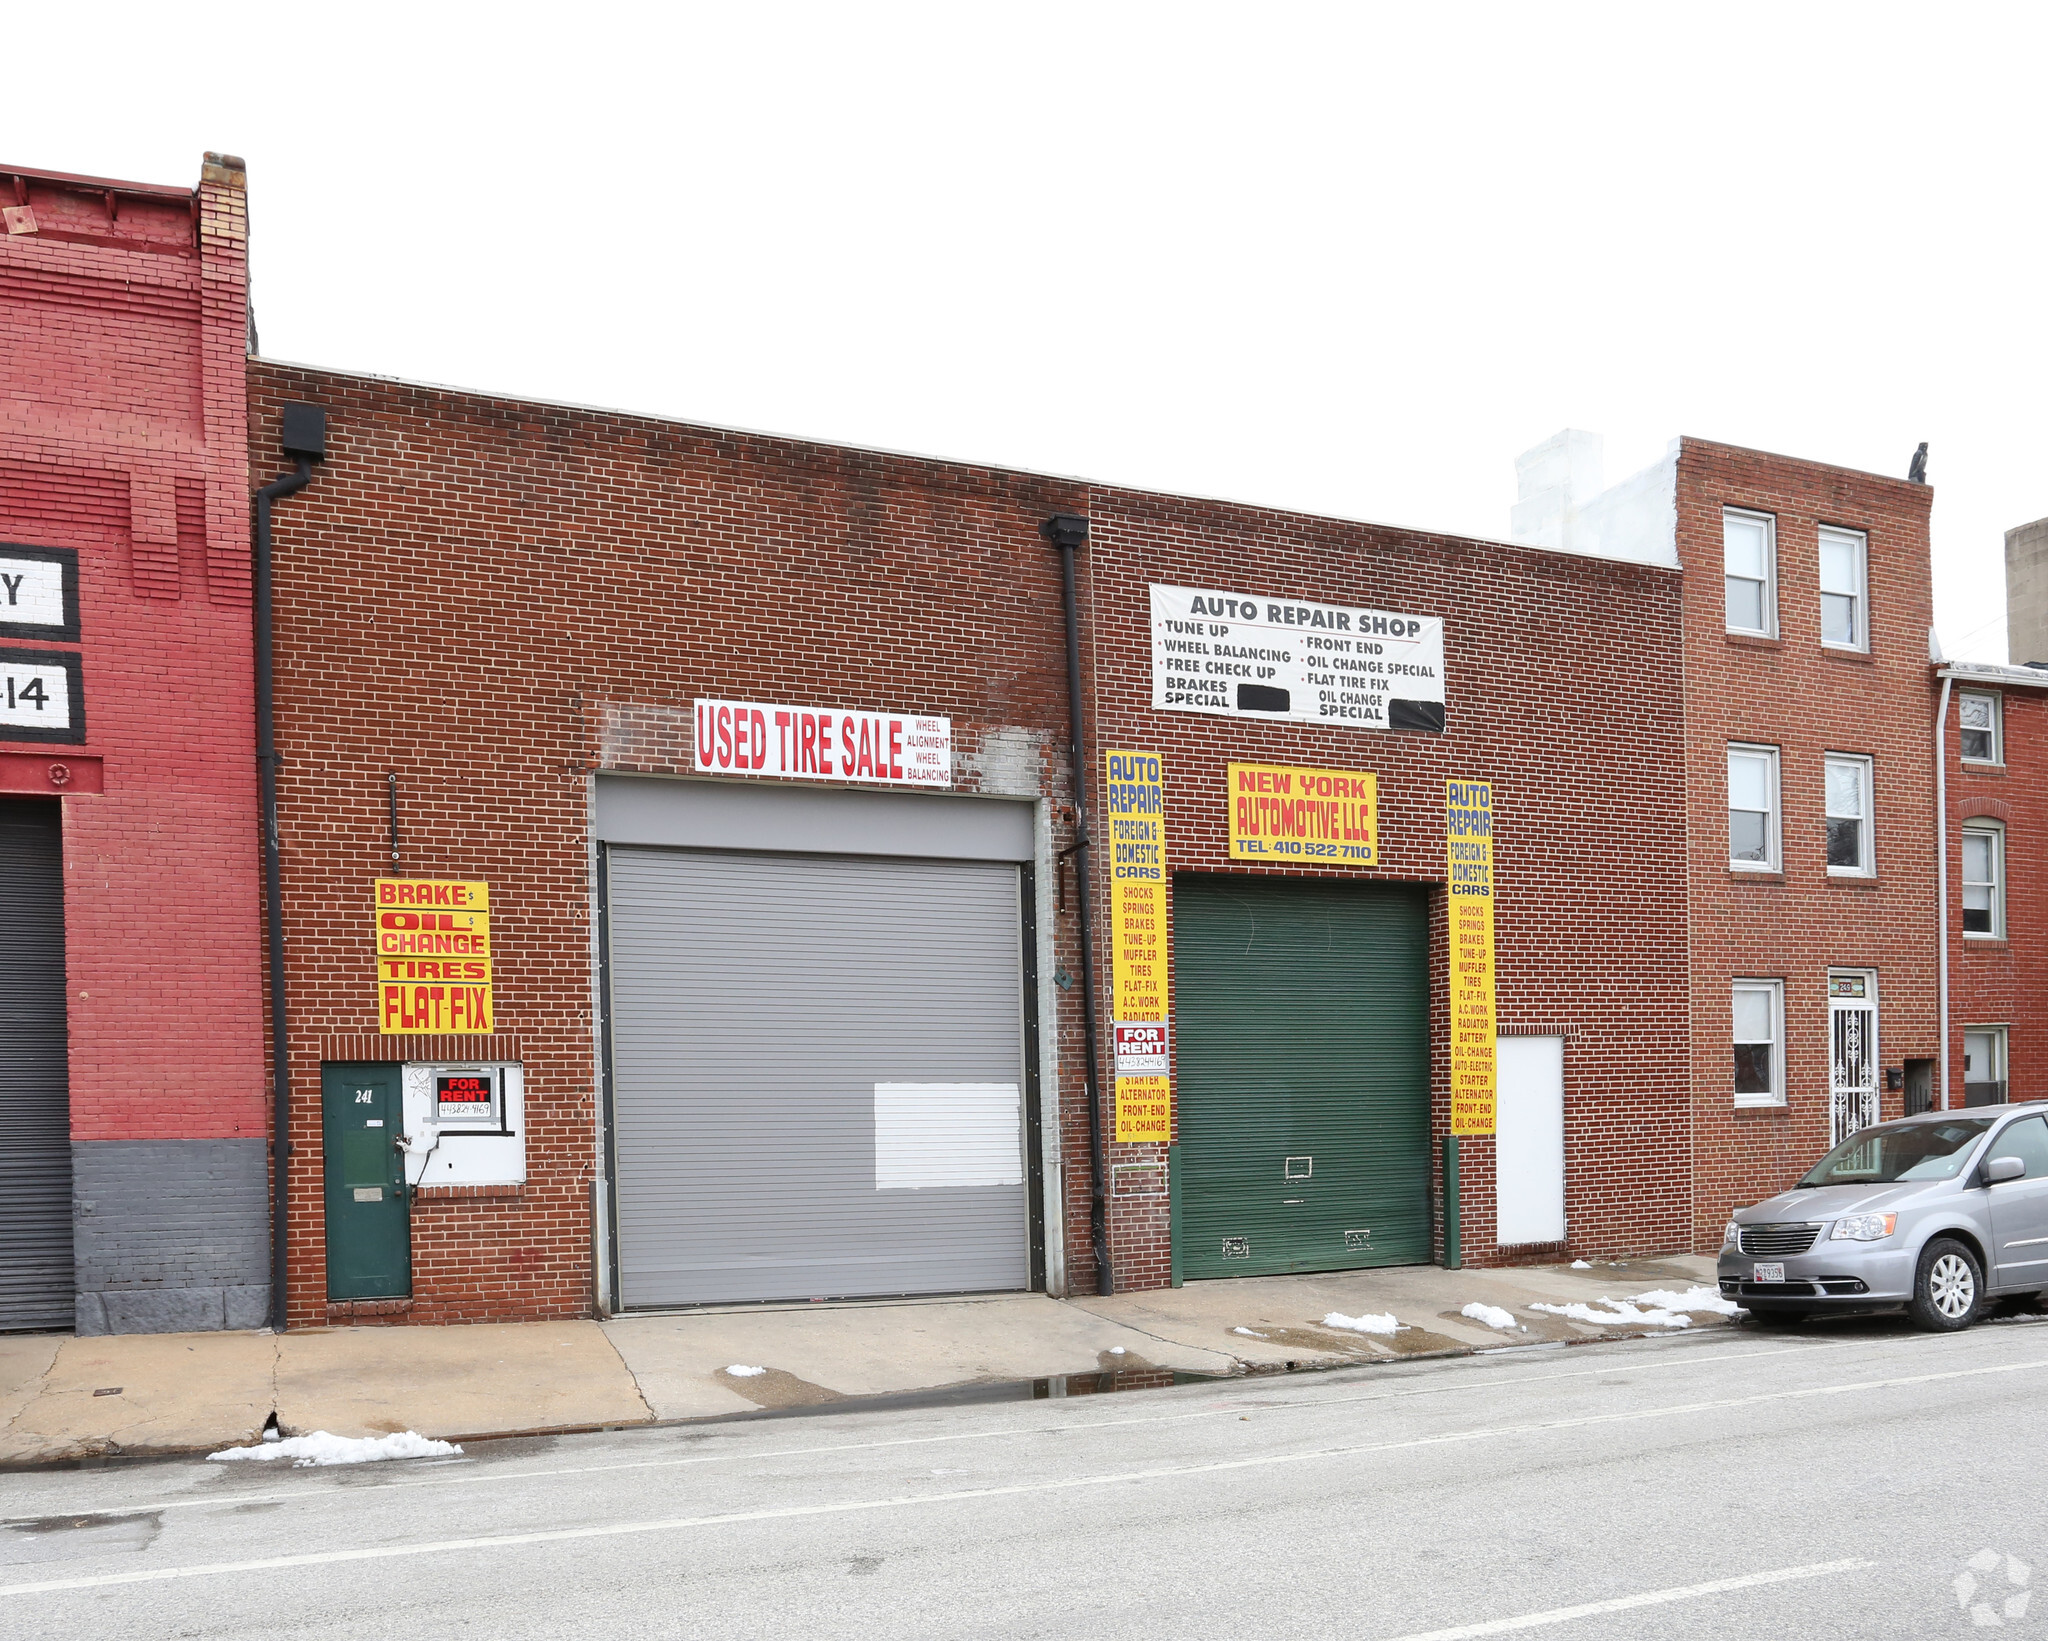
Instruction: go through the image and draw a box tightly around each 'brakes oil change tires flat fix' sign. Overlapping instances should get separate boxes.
[1149,584,1445,732]
[375,877,493,1035]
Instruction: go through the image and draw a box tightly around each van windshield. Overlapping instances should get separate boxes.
[1798,1119,1994,1187]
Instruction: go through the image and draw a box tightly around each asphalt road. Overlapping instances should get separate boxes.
[4,1313,2044,1639]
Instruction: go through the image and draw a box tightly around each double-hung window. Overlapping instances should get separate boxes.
[1728,744,1781,870]
[1724,509,1777,636]
[1962,821,2005,938]
[1824,753,1874,876]
[1733,981,1784,1106]
[1959,691,2001,764]
[1818,527,1869,650]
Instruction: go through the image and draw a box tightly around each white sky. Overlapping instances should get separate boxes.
[13,4,2045,659]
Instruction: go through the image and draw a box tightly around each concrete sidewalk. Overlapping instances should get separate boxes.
[0,1256,1727,1466]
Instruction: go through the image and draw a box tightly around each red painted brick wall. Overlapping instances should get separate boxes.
[246,362,1091,1325]
[1946,677,2048,1106]
[0,157,262,1144]
[1678,440,1938,1249]
[1082,487,1694,1278]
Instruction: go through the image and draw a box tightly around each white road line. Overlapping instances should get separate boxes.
[1,1351,2037,1599]
[10,1336,1880,1523]
[1376,1559,1873,1640]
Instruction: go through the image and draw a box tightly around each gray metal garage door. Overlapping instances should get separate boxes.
[606,847,1030,1307]
[0,799,74,1331]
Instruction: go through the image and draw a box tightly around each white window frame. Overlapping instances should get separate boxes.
[1962,1025,2009,1108]
[1962,819,2006,940]
[1723,508,1778,638]
[1824,752,1875,878]
[1727,743,1782,872]
[1828,969,1880,1144]
[1817,525,1869,652]
[1959,690,2003,766]
[1732,979,1785,1108]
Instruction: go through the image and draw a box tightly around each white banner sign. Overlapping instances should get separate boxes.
[693,699,952,786]
[1150,584,1446,732]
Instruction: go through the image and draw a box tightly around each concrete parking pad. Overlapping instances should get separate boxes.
[273,1321,651,1442]
[1072,1255,1732,1367]
[0,1330,275,1464]
[603,1292,1239,1419]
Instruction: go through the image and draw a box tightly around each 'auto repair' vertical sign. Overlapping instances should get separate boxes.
[375,878,493,1034]
[1105,750,1170,1143]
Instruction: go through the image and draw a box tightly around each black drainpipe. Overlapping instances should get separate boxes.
[1041,513,1112,1296]
[258,402,326,1332]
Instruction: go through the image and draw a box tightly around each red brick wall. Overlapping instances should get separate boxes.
[1946,679,2048,1105]
[246,362,1092,1325]
[0,158,262,1144]
[1678,440,1937,1248]
[1083,487,1694,1277]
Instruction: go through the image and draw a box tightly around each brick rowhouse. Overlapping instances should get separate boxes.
[0,156,265,1333]
[1676,440,1939,1250]
[1940,659,2048,1112]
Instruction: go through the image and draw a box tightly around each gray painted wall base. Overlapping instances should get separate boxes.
[71,1139,271,1335]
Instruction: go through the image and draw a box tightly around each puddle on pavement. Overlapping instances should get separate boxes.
[2,1510,162,1566]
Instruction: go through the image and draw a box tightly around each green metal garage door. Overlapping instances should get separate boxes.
[1174,877,1430,1280]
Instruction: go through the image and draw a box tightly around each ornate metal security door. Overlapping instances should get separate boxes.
[1829,972,1879,1146]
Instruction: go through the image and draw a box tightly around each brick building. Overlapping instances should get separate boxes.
[1936,516,2048,1116]
[0,152,1960,1335]
[1509,433,1942,1251]
[245,353,1720,1324]
[0,156,267,1334]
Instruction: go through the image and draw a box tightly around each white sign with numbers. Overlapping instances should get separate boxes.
[0,651,82,741]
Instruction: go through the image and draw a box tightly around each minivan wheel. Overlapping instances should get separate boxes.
[1910,1238,1983,1332]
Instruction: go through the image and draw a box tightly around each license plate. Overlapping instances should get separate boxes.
[1753,1262,1785,1283]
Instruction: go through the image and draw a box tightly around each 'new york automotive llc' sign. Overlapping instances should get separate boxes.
[694,699,953,787]
[1150,584,1447,733]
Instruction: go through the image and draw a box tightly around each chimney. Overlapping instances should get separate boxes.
[2008,517,2048,665]
[1510,430,1604,551]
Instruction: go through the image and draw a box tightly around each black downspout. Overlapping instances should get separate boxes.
[1042,513,1112,1296]
[258,403,325,1333]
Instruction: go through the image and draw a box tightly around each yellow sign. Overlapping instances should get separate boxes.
[1227,762,1377,864]
[375,879,494,1034]
[1446,781,1496,1136]
[375,877,490,911]
[377,957,492,986]
[1105,749,1172,1143]
[379,980,495,1035]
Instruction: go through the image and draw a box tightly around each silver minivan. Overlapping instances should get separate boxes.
[1718,1104,2048,1330]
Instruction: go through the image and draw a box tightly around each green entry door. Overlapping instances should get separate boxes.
[322,1063,411,1300]
[1174,877,1430,1280]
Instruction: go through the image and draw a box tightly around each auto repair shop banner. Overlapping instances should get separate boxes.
[375,877,493,1035]
[1227,761,1378,865]
[1105,748,1171,1144]
[1150,584,1445,732]
[1445,782,1495,1136]
[694,698,952,786]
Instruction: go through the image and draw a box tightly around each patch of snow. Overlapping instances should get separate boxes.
[1633,1285,1741,1317]
[209,1430,461,1467]
[1460,1302,1520,1332]
[1108,1346,1126,1355]
[1232,1327,1266,1338]
[725,1364,767,1377]
[1570,1259,1593,1269]
[1322,1311,1399,1335]
[1530,1298,1693,1329]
